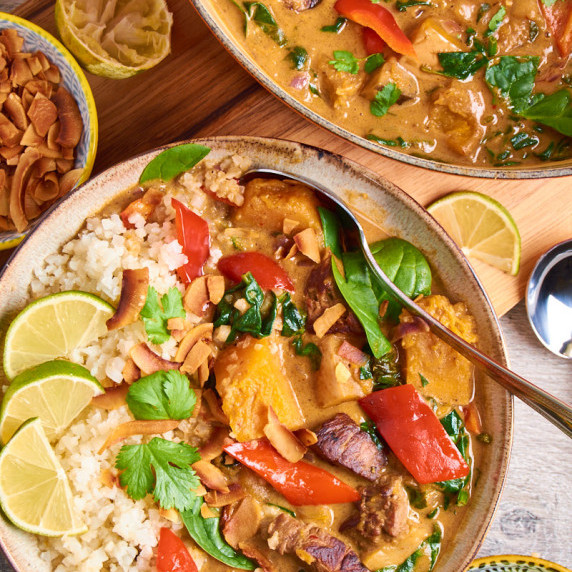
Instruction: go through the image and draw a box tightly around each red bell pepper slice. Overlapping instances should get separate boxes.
[362,27,387,56]
[224,439,360,505]
[157,527,198,572]
[335,0,416,59]
[359,385,470,484]
[172,198,210,284]
[218,252,295,292]
[540,0,572,57]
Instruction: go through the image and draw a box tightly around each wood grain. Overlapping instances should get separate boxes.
[11,0,572,316]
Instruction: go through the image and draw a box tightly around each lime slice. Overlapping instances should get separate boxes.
[3,290,114,380]
[0,418,87,536]
[55,0,173,79]
[427,191,521,275]
[0,360,104,445]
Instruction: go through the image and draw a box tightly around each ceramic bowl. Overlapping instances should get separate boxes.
[190,0,571,180]
[0,136,512,572]
[0,13,98,251]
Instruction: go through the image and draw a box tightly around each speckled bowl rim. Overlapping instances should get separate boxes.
[0,12,98,251]
[469,555,572,571]
[190,0,572,180]
[0,136,513,572]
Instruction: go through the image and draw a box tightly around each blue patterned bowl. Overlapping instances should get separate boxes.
[469,555,571,572]
[0,13,98,251]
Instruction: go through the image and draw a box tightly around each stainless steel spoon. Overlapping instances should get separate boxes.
[526,239,572,359]
[243,168,572,439]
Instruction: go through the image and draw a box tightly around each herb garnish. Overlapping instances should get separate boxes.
[287,46,308,70]
[126,370,197,420]
[234,1,287,46]
[140,286,185,345]
[321,16,347,33]
[370,83,401,117]
[329,50,360,74]
[395,0,431,11]
[139,144,210,184]
[116,438,200,511]
[377,526,441,572]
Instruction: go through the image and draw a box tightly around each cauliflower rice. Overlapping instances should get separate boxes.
[17,155,251,571]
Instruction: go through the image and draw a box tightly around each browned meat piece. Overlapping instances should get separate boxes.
[281,0,321,10]
[357,479,409,539]
[267,513,368,572]
[315,413,386,481]
[305,255,363,336]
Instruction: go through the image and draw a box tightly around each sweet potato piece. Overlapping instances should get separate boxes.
[215,336,304,441]
[400,294,477,407]
[232,178,323,235]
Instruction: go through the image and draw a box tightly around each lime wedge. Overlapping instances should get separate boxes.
[3,290,114,380]
[0,418,87,536]
[55,0,173,79]
[0,360,104,445]
[427,191,521,275]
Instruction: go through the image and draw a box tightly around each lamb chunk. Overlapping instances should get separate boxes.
[305,254,363,336]
[361,57,419,102]
[315,413,386,481]
[267,513,368,572]
[357,479,409,539]
[281,0,321,11]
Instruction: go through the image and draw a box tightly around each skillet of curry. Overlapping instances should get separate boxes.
[202,0,572,169]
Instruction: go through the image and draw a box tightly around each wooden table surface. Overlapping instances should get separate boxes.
[0,0,571,570]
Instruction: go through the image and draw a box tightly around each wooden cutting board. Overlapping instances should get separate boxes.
[11,0,572,317]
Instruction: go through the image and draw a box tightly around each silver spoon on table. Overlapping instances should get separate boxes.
[243,168,572,439]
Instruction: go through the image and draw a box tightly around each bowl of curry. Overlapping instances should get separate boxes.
[0,136,512,571]
[190,0,572,178]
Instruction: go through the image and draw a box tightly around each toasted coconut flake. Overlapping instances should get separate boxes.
[58,168,82,197]
[0,169,8,216]
[264,407,307,463]
[1,30,23,57]
[0,112,21,147]
[27,93,58,137]
[175,323,213,362]
[10,57,32,86]
[199,427,233,462]
[180,341,211,375]
[99,468,119,488]
[43,64,61,84]
[198,358,210,387]
[20,123,42,147]
[283,218,300,234]
[379,299,389,319]
[193,460,229,493]
[202,389,229,424]
[92,383,130,410]
[183,276,210,316]
[167,317,186,331]
[337,341,369,365]
[52,86,82,147]
[213,325,231,344]
[205,483,245,508]
[34,156,56,177]
[159,508,181,524]
[207,275,225,304]
[107,268,149,331]
[33,172,59,201]
[122,357,141,384]
[0,145,23,160]
[285,243,298,259]
[222,497,262,550]
[201,503,219,518]
[98,419,179,454]
[10,146,41,231]
[294,428,318,446]
[4,92,27,130]
[130,342,181,375]
[294,228,321,263]
[25,78,52,98]
[313,303,347,338]
[55,158,73,174]
[120,187,163,229]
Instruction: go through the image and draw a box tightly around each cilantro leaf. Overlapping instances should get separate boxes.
[116,438,200,511]
[370,83,401,117]
[321,16,347,33]
[127,370,197,420]
[140,286,185,344]
[364,53,384,74]
[485,56,539,112]
[329,50,360,74]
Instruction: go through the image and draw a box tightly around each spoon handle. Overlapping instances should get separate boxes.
[360,237,572,439]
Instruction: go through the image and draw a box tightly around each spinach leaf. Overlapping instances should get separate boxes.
[438,411,471,502]
[369,237,432,321]
[287,46,308,70]
[510,132,539,150]
[485,56,539,112]
[376,525,441,572]
[126,370,196,420]
[484,5,506,36]
[396,0,431,11]
[437,51,488,80]
[321,16,347,33]
[360,420,384,452]
[292,335,322,370]
[371,83,401,117]
[181,497,256,570]
[365,53,385,74]
[521,90,572,136]
[370,346,403,390]
[331,253,392,358]
[477,3,490,22]
[242,1,287,46]
[329,50,360,74]
[367,134,410,148]
[318,206,343,259]
[139,144,211,184]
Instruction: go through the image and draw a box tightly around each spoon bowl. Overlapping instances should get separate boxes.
[242,168,572,439]
[526,240,572,359]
